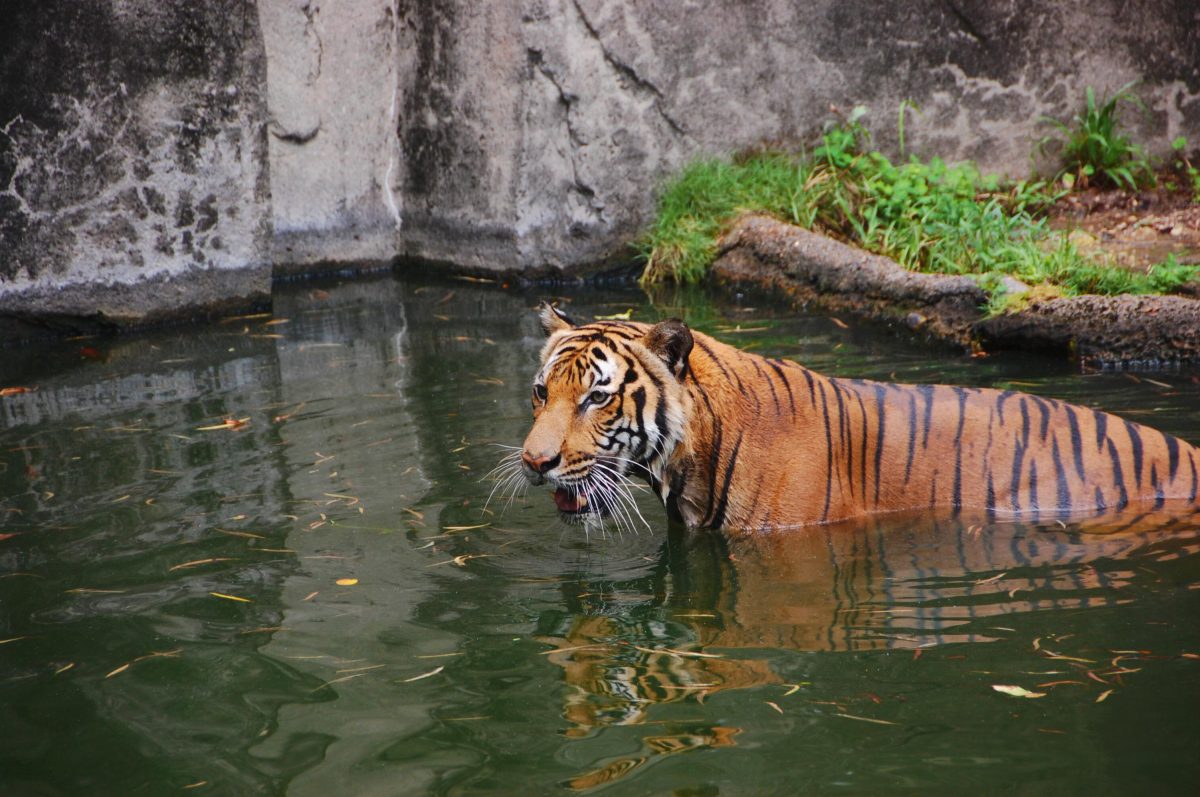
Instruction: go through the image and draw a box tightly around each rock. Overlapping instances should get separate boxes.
[392,0,1200,275]
[713,214,1200,365]
[0,0,270,339]
[712,215,987,345]
[1068,230,1100,250]
[976,294,1200,365]
[260,0,403,271]
[3,0,1199,331]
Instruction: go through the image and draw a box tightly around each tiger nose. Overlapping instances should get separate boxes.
[522,451,561,474]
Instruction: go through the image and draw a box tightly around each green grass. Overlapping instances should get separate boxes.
[641,112,1198,311]
[1038,82,1153,191]
[1173,136,1200,203]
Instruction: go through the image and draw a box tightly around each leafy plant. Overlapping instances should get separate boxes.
[640,107,1199,309]
[1038,82,1153,191]
[1173,136,1200,202]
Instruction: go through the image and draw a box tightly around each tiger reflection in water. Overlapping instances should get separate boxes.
[538,508,1200,788]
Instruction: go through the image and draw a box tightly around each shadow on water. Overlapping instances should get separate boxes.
[1,273,1198,795]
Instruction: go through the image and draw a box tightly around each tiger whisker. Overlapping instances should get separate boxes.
[482,454,526,512]
[603,454,656,481]
[589,463,649,534]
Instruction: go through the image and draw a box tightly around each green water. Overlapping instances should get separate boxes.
[1,275,1198,795]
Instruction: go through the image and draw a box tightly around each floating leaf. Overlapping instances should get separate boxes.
[765,701,784,714]
[196,417,250,432]
[210,592,252,603]
[0,386,34,397]
[992,684,1046,699]
[335,578,358,586]
[401,665,444,683]
[1095,689,1114,703]
[169,558,235,572]
[311,673,367,692]
[595,309,634,321]
[834,713,896,725]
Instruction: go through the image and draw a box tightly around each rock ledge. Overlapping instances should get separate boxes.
[712,215,1200,366]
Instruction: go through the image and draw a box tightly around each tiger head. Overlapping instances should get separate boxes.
[521,304,694,522]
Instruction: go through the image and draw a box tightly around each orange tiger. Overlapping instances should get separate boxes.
[519,304,1200,530]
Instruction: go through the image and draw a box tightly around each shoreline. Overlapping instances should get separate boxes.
[712,214,1200,367]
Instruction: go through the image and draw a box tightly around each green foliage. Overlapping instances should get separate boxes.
[1172,136,1200,202]
[640,108,1198,309]
[1038,82,1153,190]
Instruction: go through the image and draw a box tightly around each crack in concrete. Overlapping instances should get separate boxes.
[383,0,402,230]
[567,0,685,137]
[532,55,604,220]
[942,0,988,44]
[302,2,323,83]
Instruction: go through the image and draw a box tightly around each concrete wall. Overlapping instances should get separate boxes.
[2,0,1198,333]
[0,0,271,334]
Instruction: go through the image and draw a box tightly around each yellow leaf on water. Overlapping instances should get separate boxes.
[210,592,252,603]
[169,558,235,572]
[336,578,358,586]
[1095,689,1114,703]
[106,663,130,678]
[834,713,896,726]
[766,701,784,714]
[992,684,1046,699]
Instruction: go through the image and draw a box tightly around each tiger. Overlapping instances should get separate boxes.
[518,303,1200,531]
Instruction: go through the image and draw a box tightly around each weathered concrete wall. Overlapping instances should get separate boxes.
[396,0,1200,272]
[0,0,271,334]
[260,0,402,270]
[2,0,1197,332]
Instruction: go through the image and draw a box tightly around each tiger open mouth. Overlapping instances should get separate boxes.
[552,486,611,520]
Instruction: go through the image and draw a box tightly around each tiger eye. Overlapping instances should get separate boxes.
[533,383,548,401]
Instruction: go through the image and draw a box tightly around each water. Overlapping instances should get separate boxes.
[2,274,1199,795]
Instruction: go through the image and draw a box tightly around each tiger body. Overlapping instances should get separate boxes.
[521,306,1200,531]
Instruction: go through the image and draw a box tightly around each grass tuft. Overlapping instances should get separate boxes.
[1038,82,1153,191]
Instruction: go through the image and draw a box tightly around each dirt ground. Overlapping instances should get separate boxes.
[1047,175,1200,272]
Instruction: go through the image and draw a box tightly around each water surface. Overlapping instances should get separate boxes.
[2,275,1199,794]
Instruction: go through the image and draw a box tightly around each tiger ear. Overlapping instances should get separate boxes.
[538,302,576,335]
[644,319,693,379]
